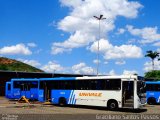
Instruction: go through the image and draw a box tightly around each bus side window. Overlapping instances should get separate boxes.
[90,80,97,90]
[155,84,160,91]
[105,79,121,90]
[146,84,152,91]
[96,80,102,90]
[8,84,11,90]
[101,80,107,90]
[39,81,44,89]
[76,80,82,90]
[31,81,38,88]
[64,80,73,90]
[14,81,21,88]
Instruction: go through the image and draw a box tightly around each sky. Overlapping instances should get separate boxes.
[0,0,160,76]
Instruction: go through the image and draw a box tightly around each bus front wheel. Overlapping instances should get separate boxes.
[107,100,118,110]
[147,98,156,105]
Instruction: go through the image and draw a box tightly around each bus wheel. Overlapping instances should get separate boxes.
[59,97,66,106]
[147,98,156,105]
[107,100,118,110]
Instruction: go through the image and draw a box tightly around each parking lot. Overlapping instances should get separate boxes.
[0,97,160,120]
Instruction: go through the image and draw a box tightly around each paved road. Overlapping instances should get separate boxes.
[0,97,160,120]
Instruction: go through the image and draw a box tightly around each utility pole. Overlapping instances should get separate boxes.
[93,15,106,76]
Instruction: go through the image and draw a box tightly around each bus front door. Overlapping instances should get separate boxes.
[122,81,134,108]
[44,81,51,102]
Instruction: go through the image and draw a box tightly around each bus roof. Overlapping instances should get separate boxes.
[39,75,142,81]
[6,81,11,84]
[39,77,76,81]
[11,78,39,81]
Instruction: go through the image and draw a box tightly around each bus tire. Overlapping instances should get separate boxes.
[107,99,118,110]
[147,97,156,105]
[59,97,66,106]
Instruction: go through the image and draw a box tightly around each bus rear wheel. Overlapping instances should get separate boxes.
[59,97,66,106]
[147,98,156,105]
[107,100,118,110]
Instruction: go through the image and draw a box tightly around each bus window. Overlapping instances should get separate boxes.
[64,80,73,89]
[20,83,25,91]
[30,81,38,88]
[13,81,21,88]
[106,79,121,90]
[8,84,11,90]
[51,81,58,89]
[90,80,98,90]
[146,84,160,91]
[146,84,153,91]
[75,80,81,90]
[155,84,160,91]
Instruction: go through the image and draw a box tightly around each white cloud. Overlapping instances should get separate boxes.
[18,59,41,67]
[51,46,71,55]
[104,61,108,64]
[153,41,160,47]
[104,44,142,59]
[127,39,137,44]
[0,43,32,55]
[41,61,65,73]
[144,59,160,72]
[117,28,126,34]
[157,48,160,53]
[72,62,95,74]
[60,0,82,8]
[27,43,37,48]
[89,39,143,60]
[51,0,142,54]
[108,69,116,75]
[123,70,138,75]
[126,25,160,44]
[51,31,95,54]
[93,59,101,64]
[89,39,113,53]
[115,60,126,65]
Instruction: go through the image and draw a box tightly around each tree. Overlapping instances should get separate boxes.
[145,70,160,80]
[145,50,159,70]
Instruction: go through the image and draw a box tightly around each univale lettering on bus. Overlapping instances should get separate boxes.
[79,92,102,97]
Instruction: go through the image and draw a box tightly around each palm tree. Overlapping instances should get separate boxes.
[145,50,159,70]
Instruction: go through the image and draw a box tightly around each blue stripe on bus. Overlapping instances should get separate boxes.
[72,94,75,105]
[68,90,73,104]
[70,90,74,104]
[39,77,76,81]
[74,97,77,105]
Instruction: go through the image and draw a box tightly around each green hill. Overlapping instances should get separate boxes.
[0,57,44,72]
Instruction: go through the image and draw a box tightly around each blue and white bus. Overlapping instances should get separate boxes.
[146,81,160,105]
[38,75,146,110]
[6,78,39,100]
[5,82,11,99]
